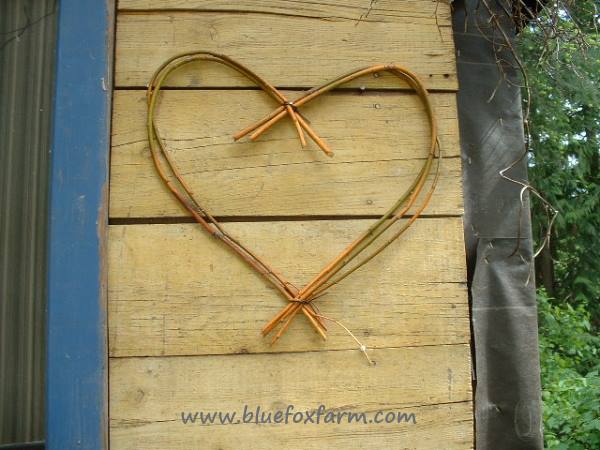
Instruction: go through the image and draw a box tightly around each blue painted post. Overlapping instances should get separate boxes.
[46,1,114,449]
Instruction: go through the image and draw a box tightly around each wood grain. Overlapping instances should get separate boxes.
[115,10,457,89]
[110,345,473,449]
[110,90,462,218]
[119,0,452,26]
[108,218,468,357]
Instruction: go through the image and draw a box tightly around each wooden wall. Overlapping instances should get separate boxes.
[108,1,473,448]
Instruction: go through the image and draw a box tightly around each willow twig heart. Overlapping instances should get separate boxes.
[146,51,441,346]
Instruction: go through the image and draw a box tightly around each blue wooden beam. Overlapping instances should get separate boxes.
[46,1,114,448]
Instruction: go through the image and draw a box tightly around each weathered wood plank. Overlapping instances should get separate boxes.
[110,345,473,449]
[115,10,457,89]
[108,218,469,357]
[119,0,452,26]
[110,3,472,448]
[110,90,462,218]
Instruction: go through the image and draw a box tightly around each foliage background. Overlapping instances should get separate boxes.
[516,1,600,447]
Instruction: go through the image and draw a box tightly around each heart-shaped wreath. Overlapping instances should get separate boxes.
[146,51,441,348]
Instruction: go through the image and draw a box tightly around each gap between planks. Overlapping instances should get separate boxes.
[109,213,464,226]
[113,86,458,93]
[108,342,471,360]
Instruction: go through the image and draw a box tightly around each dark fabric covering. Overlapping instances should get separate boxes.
[452,1,544,448]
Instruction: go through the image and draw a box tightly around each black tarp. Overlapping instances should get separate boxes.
[452,1,544,448]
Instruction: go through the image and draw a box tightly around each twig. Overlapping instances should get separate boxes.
[314,314,375,365]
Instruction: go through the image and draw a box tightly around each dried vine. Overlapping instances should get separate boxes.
[465,0,594,260]
[146,51,441,346]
